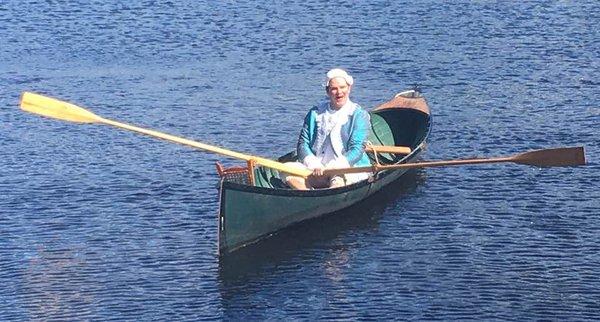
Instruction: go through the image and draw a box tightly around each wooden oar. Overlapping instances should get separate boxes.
[323,147,586,176]
[19,92,313,177]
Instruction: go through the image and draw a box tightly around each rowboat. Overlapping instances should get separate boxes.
[19,90,585,257]
[216,89,431,255]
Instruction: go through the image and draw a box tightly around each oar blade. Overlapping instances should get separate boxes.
[20,92,101,123]
[514,146,586,167]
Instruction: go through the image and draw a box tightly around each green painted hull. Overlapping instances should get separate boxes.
[218,90,431,255]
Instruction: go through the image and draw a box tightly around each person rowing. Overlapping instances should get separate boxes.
[284,68,372,190]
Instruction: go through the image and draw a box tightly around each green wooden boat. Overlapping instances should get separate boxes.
[216,89,431,255]
[20,91,585,258]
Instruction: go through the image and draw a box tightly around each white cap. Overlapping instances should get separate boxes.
[325,68,354,87]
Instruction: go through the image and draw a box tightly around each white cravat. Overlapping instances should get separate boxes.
[307,100,356,169]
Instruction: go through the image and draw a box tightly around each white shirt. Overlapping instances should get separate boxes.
[304,100,356,170]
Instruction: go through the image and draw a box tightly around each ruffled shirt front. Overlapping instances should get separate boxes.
[296,97,372,184]
[304,100,357,170]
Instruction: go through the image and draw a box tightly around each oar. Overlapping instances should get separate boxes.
[323,146,586,176]
[19,92,313,177]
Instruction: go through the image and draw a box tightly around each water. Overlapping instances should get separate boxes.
[1,1,598,320]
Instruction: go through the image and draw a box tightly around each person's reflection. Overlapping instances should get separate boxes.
[324,246,351,283]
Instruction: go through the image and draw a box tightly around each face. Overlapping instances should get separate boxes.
[327,77,351,109]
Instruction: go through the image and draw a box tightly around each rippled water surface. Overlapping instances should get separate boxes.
[1,1,598,320]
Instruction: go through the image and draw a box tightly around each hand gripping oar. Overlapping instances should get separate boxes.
[323,146,586,176]
[19,92,312,177]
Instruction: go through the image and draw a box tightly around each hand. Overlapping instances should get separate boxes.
[311,166,325,177]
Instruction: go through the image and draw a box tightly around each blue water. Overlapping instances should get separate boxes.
[1,1,599,320]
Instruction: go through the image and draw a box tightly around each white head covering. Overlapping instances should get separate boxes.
[325,68,354,87]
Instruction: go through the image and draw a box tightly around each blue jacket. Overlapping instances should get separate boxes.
[297,101,371,167]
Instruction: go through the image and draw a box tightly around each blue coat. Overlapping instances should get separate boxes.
[297,101,371,167]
